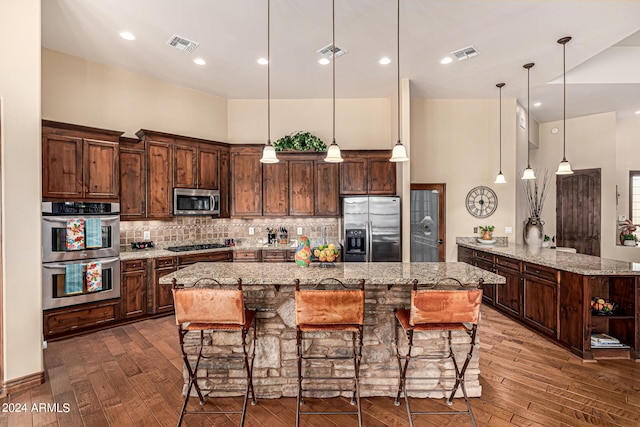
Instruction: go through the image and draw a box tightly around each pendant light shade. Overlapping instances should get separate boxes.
[494,82,506,184]
[521,62,535,180]
[556,36,574,175]
[324,0,343,163]
[389,0,409,163]
[260,0,279,164]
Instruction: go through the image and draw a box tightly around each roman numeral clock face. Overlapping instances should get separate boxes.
[466,186,497,218]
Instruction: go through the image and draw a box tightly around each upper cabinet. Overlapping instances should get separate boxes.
[173,142,221,190]
[42,121,122,201]
[340,150,396,195]
[231,146,263,217]
[119,137,146,220]
[315,161,340,216]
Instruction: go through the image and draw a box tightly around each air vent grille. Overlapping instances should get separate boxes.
[317,43,347,59]
[167,35,199,53]
[450,45,479,61]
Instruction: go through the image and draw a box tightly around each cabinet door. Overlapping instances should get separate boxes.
[147,141,173,219]
[457,246,474,264]
[495,266,522,318]
[122,270,147,319]
[263,162,289,216]
[84,139,119,199]
[523,273,558,337]
[289,160,315,216]
[154,265,178,313]
[120,148,146,220]
[42,134,84,199]
[474,258,495,305]
[340,158,368,195]
[173,144,197,188]
[369,158,396,195]
[231,150,263,216]
[219,150,231,218]
[315,162,340,216]
[198,145,219,189]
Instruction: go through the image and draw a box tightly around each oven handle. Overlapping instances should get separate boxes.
[42,215,119,224]
[42,257,120,269]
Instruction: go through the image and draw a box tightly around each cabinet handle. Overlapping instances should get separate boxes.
[103,310,108,315]
[58,319,62,323]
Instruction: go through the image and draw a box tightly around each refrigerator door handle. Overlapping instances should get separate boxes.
[367,220,373,262]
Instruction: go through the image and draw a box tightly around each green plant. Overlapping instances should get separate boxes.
[273,131,326,152]
[479,225,494,233]
[622,233,637,241]
[544,235,550,242]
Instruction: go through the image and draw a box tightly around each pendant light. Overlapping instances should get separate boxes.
[324,0,343,163]
[556,36,573,175]
[494,82,506,184]
[389,0,409,163]
[521,62,536,180]
[260,0,279,164]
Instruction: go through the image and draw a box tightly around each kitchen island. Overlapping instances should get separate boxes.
[457,240,640,360]
[160,262,505,399]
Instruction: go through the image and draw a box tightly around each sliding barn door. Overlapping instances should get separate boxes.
[556,168,601,256]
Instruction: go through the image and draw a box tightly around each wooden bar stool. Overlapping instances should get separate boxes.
[393,278,483,427]
[172,278,257,427]
[294,278,365,427]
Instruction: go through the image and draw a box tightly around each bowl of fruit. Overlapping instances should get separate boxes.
[591,297,617,315]
[312,243,341,267]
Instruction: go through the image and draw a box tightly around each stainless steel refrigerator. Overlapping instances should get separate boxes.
[343,196,401,262]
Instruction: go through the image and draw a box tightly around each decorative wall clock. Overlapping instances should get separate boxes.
[466,186,497,218]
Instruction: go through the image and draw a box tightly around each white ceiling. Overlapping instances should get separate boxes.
[41,0,640,123]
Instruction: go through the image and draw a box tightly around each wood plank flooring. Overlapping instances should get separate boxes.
[1,305,639,426]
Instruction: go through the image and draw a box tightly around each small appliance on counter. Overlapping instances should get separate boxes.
[266,227,277,245]
[131,241,154,250]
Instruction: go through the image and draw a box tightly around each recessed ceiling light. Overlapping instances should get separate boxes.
[257,58,268,65]
[635,110,640,115]
[193,58,206,66]
[534,102,542,107]
[379,57,391,65]
[318,58,330,65]
[119,31,135,41]
[440,56,453,65]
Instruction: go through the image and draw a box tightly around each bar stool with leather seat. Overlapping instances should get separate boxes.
[393,278,483,427]
[172,278,257,427]
[294,277,365,427]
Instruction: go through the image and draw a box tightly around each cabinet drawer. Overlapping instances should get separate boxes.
[45,301,118,335]
[495,255,521,272]
[475,250,494,262]
[262,250,288,262]
[121,259,148,272]
[475,259,494,272]
[154,257,177,268]
[179,251,232,265]
[523,263,557,283]
[233,250,261,262]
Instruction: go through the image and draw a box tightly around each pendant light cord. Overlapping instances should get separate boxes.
[523,63,534,169]
[562,40,566,161]
[332,0,336,145]
[497,83,505,172]
[267,0,271,145]
[397,0,401,144]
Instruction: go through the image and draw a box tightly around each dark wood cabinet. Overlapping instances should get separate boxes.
[233,250,262,262]
[231,147,263,217]
[289,160,315,216]
[263,162,289,216]
[121,259,148,319]
[152,257,178,314]
[262,250,290,262]
[495,256,522,318]
[44,300,119,337]
[146,140,173,219]
[119,138,146,220]
[42,121,122,201]
[522,263,558,337]
[340,151,396,196]
[219,149,231,218]
[173,143,197,188]
[315,162,340,216]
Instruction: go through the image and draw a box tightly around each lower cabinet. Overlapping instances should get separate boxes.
[522,263,558,337]
[153,257,178,314]
[121,259,148,319]
[44,300,119,337]
[495,256,522,318]
[233,250,262,262]
[262,250,289,262]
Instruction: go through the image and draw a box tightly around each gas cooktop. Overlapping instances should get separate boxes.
[166,243,227,252]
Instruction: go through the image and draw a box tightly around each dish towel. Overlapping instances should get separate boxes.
[85,261,102,292]
[64,263,84,295]
[65,218,85,250]
[85,218,102,249]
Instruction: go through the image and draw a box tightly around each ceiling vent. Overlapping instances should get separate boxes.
[450,45,479,61]
[317,43,347,59]
[167,34,199,53]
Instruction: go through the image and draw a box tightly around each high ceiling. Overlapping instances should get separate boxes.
[41,0,640,123]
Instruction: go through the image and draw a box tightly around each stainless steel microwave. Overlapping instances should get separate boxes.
[173,188,220,216]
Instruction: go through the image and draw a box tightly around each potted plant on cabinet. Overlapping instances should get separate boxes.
[479,225,495,241]
[273,131,326,152]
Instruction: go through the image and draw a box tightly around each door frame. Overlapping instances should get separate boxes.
[410,184,446,262]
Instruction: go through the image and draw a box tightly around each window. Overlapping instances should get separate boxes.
[630,171,640,225]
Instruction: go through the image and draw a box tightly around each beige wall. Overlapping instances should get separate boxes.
[228,98,392,149]
[411,99,518,261]
[0,0,43,382]
[42,49,228,140]
[535,113,620,259]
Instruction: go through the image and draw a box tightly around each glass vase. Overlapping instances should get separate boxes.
[524,217,544,247]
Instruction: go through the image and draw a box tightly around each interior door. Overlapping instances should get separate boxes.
[556,168,601,256]
[410,184,446,262]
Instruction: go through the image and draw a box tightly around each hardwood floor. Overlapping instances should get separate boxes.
[1,305,639,426]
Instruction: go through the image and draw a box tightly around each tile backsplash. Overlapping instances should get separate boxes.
[120,217,340,248]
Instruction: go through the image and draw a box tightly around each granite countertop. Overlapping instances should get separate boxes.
[457,240,640,276]
[158,261,505,287]
[119,243,295,261]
